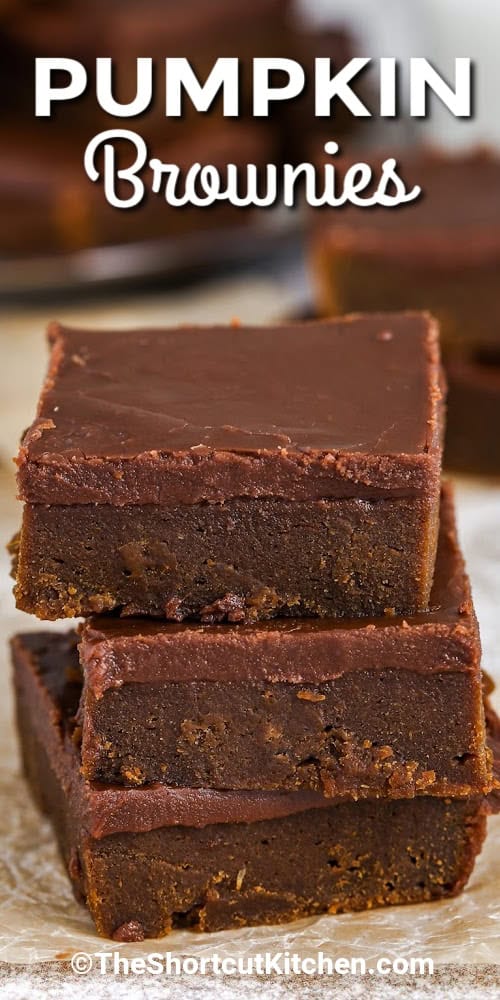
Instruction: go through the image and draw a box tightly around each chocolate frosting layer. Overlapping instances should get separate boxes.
[17,314,443,504]
[81,784,335,838]
[79,484,479,693]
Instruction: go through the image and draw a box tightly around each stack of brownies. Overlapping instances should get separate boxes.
[10,314,499,940]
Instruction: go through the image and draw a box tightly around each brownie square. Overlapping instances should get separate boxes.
[14,628,492,941]
[13,314,444,621]
[21,487,476,797]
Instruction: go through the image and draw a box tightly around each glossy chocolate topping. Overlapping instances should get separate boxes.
[17,314,443,503]
[79,484,479,693]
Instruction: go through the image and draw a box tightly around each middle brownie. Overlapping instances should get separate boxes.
[41,484,488,798]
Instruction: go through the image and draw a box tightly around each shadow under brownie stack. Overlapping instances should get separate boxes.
[10,316,500,940]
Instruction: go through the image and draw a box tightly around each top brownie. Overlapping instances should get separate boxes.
[17,314,443,506]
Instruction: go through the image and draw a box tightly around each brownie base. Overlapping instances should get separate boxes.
[81,670,488,795]
[13,494,439,621]
[17,694,488,940]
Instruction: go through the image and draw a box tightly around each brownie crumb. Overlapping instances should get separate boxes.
[112,920,145,942]
[297,690,326,702]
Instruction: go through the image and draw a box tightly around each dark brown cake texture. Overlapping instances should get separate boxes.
[44,485,487,798]
[309,148,500,475]
[13,629,497,941]
[13,315,444,622]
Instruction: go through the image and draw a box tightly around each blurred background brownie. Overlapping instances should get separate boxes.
[310,149,500,475]
[446,353,500,476]
[0,123,275,257]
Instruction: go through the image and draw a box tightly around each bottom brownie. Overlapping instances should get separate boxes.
[14,633,494,940]
[27,739,489,939]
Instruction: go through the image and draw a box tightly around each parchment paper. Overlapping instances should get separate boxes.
[0,284,499,968]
